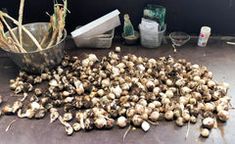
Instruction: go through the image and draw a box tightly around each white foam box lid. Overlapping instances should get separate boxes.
[71,9,121,38]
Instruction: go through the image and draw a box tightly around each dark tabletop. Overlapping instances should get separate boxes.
[0,38,235,144]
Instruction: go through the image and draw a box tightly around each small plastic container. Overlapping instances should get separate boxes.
[198,26,211,47]
[139,25,166,48]
[73,29,114,48]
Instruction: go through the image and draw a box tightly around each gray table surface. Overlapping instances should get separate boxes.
[0,38,235,144]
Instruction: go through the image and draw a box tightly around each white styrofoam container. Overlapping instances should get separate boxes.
[73,29,114,48]
[71,9,120,38]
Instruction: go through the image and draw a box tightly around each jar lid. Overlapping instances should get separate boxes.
[201,26,211,34]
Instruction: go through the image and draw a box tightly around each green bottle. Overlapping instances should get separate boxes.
[123,14,135,37]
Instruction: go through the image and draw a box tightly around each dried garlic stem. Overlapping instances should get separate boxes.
[47,0,68,47]
[172,44,177,53]
[0,11,42,51]
[18,0,25,46]
[47,30,58,48]
[56,0,67,44]
[0,21,19,52]
[40,34,48,47]
[5,119,16,132]
[40,26,51,47]
[185,121,190,140]
[122,125,132,143]
[0,16,26,52]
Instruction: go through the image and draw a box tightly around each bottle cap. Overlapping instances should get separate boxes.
[200,26,211,35]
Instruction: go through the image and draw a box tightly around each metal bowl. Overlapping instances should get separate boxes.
[1,22,67,74]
